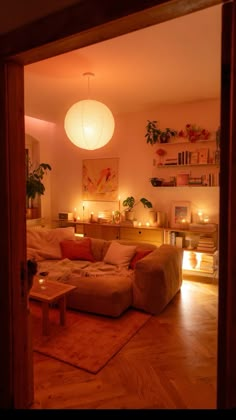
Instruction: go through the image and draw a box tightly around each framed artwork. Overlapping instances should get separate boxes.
[82,158,119,201]
[170,201,191,229]
[176,172,190,186]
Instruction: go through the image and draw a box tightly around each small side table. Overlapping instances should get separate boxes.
[29,278,76,335]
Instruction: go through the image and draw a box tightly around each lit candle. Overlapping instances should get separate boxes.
[118,195,121,213]
[73,207,77,222]
[82,202,85,221]
[197,210,203,222]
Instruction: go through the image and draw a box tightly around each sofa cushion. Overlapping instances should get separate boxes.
[27,227,75,260]
[103,241,136,269]
[129,248,153,269]
[66,273,133,317]
[60,238,95,262]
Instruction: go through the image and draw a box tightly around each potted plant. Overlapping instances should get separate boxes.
[145,120,177,144]
[123,196,152,221]
[26,160,52,219]
[149,177,163,187]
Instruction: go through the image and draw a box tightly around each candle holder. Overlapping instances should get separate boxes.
[82,203,85,222]
[73,207,77,222]
[38,271,48,290]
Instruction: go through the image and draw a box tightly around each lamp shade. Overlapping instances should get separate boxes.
[64,99,115,150]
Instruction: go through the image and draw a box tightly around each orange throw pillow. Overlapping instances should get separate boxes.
[129,249,152,269]
[60,238,95,261]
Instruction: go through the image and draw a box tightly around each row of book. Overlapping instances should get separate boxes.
[161,148,217,166]
[199,254,216,273]
[196,235,216,253]
[166,231,217,254]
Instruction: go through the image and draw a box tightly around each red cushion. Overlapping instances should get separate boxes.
[60,238,95,261]
[129,249,153,269]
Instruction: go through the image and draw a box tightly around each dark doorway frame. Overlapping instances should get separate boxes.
[0,0,235,409]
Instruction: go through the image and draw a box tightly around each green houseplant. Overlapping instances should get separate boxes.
[123,196,153,211]
[123,196,152,221]
[26,160,52,218]
[145,120,177,144]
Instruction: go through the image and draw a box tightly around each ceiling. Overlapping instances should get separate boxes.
[24,4,222,124]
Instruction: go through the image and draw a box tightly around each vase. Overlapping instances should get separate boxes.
[188,252,198,269]
[125,211,134,222]
[148,210,157,225]
[156,211,166,227]
[26,207,40,219]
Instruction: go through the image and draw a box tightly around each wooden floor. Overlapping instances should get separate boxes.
[32,279,218,409]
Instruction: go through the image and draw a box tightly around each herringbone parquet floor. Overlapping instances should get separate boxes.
[32,279,218,409]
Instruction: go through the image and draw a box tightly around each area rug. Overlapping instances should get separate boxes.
[30,302,151,374]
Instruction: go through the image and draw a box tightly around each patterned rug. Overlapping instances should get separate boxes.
[30,302,151,374]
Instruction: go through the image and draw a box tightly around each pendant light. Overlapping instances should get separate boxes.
[64,72,115,150]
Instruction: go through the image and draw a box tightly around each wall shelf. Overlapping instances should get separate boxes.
[156,163,219,168]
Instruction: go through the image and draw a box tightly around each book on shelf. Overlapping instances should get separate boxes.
[177,151,191,165]
[190,151,199,164]
[196,247,216,253]
[197,240,215,246]
[164,157,178,166]
[199,267,214,273]
[189,223,217,232]
[201,254,215,261]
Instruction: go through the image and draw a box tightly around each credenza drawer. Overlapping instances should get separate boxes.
[83,224,119,240]
[120,227,163,246]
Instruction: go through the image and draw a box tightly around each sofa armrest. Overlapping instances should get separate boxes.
[133,244,183,315]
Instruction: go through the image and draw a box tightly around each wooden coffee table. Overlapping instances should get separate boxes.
[29,278,77,335]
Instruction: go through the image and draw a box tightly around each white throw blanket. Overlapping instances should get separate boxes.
[36,259,133,283]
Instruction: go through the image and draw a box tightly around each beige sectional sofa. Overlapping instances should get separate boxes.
[27,226,183,317]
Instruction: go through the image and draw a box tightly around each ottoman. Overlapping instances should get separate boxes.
[65,273,133,317]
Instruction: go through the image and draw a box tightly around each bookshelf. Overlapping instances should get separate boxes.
[163,224,218,280]
[152,139,220,187]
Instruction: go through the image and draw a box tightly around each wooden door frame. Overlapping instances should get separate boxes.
[217,0,236,408]
[0,0,234,408]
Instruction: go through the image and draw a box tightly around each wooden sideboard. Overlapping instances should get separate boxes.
[55,220,164,246]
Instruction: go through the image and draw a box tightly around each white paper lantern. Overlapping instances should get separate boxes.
[64,99,115,150]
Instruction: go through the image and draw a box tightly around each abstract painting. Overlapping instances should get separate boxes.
[82,158,119,201]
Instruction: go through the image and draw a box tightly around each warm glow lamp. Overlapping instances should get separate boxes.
[64,72,115,150]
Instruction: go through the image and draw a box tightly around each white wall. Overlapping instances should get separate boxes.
[25,98,220,226]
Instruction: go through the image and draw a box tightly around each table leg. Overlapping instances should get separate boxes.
[58,295,66,326]
[42,302,50,335]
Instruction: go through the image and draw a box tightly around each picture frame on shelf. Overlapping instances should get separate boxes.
[198,147,209,164]
[170,200,191,229]
[176,172,190,186]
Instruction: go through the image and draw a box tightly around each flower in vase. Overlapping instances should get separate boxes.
[179,124,210,142]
